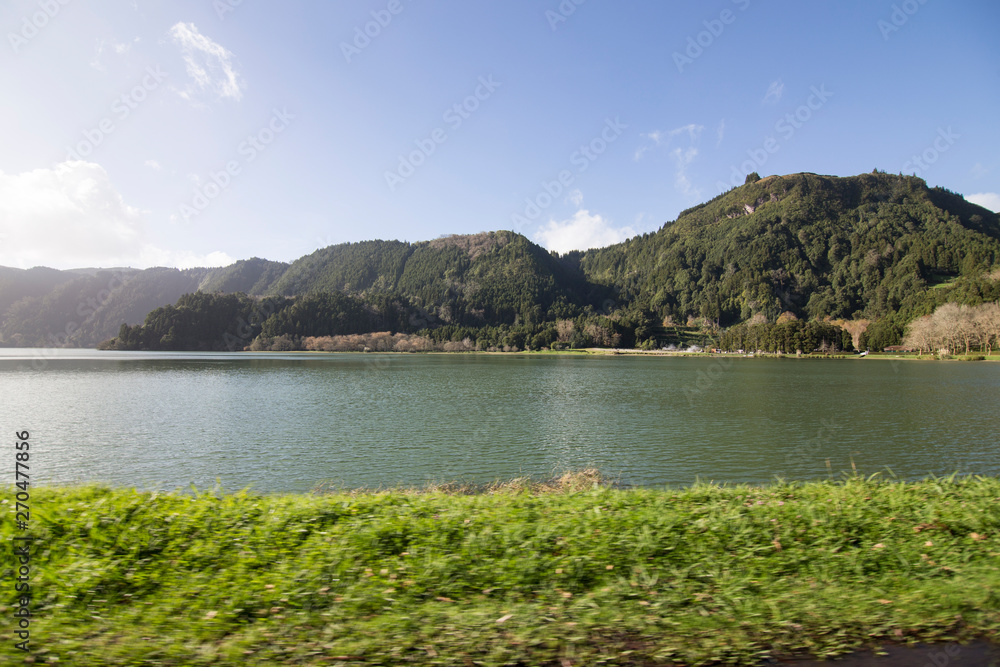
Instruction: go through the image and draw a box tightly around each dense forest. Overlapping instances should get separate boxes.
[4,172,1000,353]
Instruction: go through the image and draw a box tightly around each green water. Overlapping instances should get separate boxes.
[1,349,997,493]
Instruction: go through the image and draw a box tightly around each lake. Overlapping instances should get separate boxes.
[1,349,998,494]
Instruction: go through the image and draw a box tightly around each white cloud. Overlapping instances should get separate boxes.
[144,159,162,170]
[671,146,701,199]
[566,189,584,207]
[763,79,784,105]
[0,161,232,270]
[716,119,726,147]
[968,192,1000,213]
[168,22,244,102]
[138,248,235,270]
[534,209,636,254]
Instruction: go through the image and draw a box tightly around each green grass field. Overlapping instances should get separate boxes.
[4,472,999,665]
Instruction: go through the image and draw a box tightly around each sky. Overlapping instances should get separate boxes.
[0,0,998,270]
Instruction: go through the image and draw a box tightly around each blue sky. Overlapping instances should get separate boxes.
[1,0,998,270]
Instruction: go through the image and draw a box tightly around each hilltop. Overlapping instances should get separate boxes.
[579,172,1000,324]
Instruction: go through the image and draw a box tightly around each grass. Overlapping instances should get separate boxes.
[4,472,1000,665]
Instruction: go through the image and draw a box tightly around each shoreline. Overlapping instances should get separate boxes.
[276,347,1000,362]
[4,345,999,362]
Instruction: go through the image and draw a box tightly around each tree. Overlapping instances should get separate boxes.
[978,302,1000,353]
[903,315,935,354]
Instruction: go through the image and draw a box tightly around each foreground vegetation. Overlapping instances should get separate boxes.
[5,473,999,665]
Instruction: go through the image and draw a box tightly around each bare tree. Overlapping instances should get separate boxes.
[954,304,978,354]
[904,315,935,354]
[977,302,1000,354]
[556,319,575,343]
[930,303,962,354]
[906,301,1000,356]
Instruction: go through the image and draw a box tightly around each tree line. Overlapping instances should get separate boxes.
[902,301,1000,354]
[718,318,854,354]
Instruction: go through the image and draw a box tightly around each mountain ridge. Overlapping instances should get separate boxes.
[2,171,999,350]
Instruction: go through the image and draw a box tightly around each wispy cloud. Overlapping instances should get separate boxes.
[144,159,162,170]
[534,209,636,254]
[634,125,703,161]
[763,79,784,105]
[634,123,704,198]
[716,119,726,147]
[968,192,1000,213]
[90,37,138,71]
[671,146,701,199]
[168,22,244,102]
[634,130,665,161]
[670,124,703,143]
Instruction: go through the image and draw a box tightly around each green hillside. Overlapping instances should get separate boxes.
[264,232,592,326]
[197,258,290,295]
[4,172,1000,352]
[579,172,1000,327]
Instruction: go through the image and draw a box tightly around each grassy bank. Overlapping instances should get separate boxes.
[4,473,1000,665]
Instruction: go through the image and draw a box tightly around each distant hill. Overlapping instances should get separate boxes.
[261,231,596,325]
[3,172,999,350]
[195,257,290,295]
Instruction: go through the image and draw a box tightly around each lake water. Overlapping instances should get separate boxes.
[1,349,998,494]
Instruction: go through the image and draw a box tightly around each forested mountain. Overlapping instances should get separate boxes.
[0,267,206,347]
[3,172,1000,352]
[264,231,599,325]
[0,266,81,316]
[578,172,1000,327]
